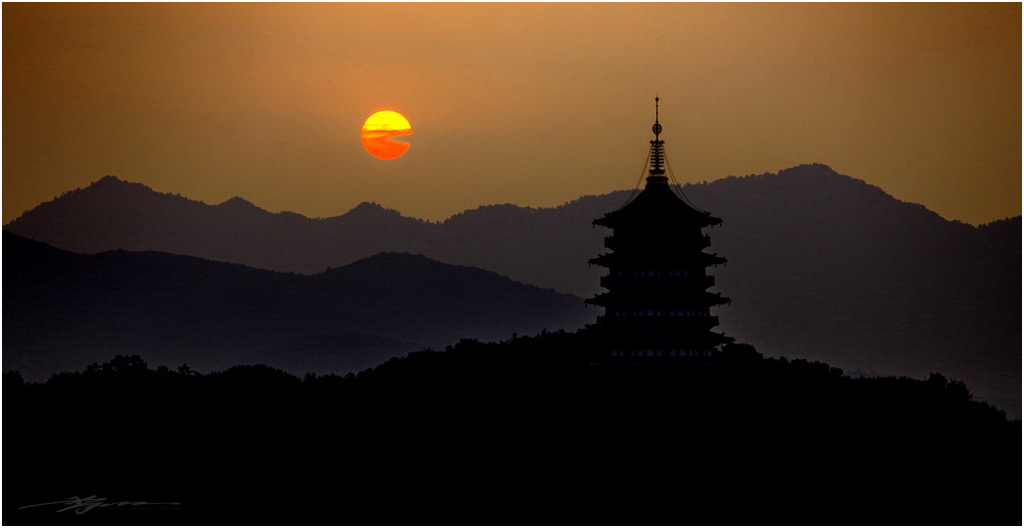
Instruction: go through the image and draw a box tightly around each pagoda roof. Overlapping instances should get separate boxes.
[596,97,722,230]
[594,179,722,229]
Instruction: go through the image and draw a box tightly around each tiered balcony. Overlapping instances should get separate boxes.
[603,233,712,251]
[600,273,715,290]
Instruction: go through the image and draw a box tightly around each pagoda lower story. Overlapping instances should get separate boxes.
[587,228,732,361]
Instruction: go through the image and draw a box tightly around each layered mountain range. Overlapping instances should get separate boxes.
[5,164,1020,416]
[4,232,594,380]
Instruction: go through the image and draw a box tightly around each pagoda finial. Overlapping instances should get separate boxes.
[652,96,662,139]
[648,97,666,182]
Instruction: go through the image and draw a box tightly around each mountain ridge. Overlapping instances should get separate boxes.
[3,231,595,381]
[4,164,1020,417]
[11,165,1004,242]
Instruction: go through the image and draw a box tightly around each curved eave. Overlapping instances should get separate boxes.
[706,254,727,266]
[589,253,614,267]
[593,182,722,230]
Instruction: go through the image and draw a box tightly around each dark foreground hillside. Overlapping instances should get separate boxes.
[4,332,1019,525]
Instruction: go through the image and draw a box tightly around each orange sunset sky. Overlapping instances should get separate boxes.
[3,3,1020,225]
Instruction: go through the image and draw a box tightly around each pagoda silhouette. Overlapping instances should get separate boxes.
[587,98,732,361]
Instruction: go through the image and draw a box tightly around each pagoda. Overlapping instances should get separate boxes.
[587,98,732,361]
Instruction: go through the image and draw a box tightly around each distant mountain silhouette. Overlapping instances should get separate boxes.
[6,175,434,272]
[5,164,1020,417]
[3,232,595,380]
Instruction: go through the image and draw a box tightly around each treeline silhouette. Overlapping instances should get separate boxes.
[5,331,1020,525]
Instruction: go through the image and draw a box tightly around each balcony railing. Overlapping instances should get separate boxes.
[599,274,715,289]
[604,233,713,249]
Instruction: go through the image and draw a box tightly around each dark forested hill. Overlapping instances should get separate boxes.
[4,337,1019,525]
[6,164,1020,416]
[3,232,595,380]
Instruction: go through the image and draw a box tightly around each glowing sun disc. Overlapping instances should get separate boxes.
[361,110,412,160]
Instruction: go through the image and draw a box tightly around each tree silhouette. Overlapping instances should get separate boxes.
[3,334,1019,525]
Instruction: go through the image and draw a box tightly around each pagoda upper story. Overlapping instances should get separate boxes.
[587,98,731,361]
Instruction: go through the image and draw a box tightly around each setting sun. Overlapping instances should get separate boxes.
[361,110,412,160]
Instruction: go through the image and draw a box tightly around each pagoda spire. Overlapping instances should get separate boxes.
[653,96,662,139]
[647,97,667,184]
